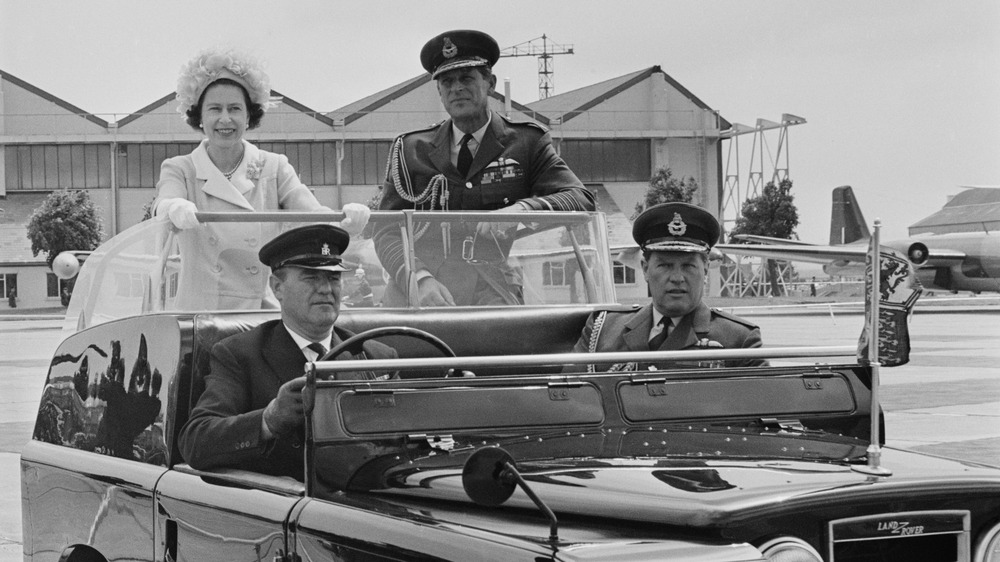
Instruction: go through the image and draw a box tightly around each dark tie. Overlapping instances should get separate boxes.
[457,133,474,177]
[307,342,328,360]
[648,317,671,350]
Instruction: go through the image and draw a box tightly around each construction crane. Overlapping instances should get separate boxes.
[499,35,574,100]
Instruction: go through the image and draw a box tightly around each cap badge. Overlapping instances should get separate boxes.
[668,213,687,236]
[442,37,458,59]
[321,243,331,256]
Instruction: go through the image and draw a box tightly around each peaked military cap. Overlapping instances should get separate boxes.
[421,30,500,79]
[633,202,721,253]
[259,224,350,272]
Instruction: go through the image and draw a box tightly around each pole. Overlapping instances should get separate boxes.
[854,218,892,476]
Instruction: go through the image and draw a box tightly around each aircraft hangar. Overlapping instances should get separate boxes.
[1,64,730,309]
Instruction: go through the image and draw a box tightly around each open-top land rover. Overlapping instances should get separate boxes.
[20,211,1000,561]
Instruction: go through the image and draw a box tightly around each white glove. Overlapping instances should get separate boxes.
[157,198,200,230]
[339,203,371,235]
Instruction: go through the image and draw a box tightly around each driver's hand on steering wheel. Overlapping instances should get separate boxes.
[263,377,307,436]
[417,275,456,306]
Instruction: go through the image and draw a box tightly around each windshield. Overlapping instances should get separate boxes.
[65,211,617,331]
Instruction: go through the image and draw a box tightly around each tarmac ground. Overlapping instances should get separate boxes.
[2,297,999,560]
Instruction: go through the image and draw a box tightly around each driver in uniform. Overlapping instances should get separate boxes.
[179,224,397,480]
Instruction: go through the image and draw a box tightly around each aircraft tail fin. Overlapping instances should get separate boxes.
[830,186,870,245]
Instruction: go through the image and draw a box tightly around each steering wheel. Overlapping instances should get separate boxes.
[319,326,457,361]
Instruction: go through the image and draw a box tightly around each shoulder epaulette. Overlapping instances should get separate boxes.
[710,308,761,329]
[498,112,548,133]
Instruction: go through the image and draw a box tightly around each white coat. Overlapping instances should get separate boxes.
[154,139,328,310]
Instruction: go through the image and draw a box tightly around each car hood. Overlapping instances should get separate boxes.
[348,430,1000,527]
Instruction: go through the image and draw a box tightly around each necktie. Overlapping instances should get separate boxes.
[648,317,672,350]
[307,342,328,360]
[457,133,474,177]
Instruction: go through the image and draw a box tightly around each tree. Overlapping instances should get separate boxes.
[631,167,699,220]
[26,190,104,267]
[729,178,799,296]
[140,196,156,222]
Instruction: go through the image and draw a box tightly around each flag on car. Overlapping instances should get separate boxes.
[857,238,923,367]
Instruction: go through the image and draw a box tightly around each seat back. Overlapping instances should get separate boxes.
[185,305,614,420]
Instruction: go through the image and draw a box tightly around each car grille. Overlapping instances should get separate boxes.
[828,510,970,561]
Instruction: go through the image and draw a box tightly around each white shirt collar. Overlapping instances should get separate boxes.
[451,111,491,149]
[650,309,679,339]
[283,323,332,359]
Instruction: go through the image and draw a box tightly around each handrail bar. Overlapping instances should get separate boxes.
[309,346,857,376]
[195,210,595,224]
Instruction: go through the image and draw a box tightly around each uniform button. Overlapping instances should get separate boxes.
[249,266,260,275]
[208,236,218,246]
[212,264,222,273]
[465,182,473,189]
[246,237,258,247]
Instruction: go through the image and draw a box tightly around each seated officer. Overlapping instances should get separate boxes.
[567,202,765,372]
[179,224,397,480]
[374,29,594,307]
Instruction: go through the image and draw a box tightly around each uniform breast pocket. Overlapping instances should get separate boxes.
[480,164,527,209]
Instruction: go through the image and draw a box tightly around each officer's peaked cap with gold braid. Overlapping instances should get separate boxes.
[421,30,500,79]
[632,202,721,254]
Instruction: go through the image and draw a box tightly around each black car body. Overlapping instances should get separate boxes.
[20,213,1000,561]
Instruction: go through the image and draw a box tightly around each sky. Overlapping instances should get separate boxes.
[2,0,998,244]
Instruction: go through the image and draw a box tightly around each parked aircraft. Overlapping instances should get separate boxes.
[716,186,1000,294]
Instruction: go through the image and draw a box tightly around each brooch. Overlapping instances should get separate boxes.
[246,158,264,180]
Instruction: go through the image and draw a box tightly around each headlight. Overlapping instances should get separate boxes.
[976,522,1000,562]
[758,537,823,562]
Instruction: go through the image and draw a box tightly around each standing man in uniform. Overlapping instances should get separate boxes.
[375,29,595,307]
[567,202,765,372]
[179,224,397,480]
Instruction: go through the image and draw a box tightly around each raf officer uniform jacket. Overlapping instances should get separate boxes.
[155,139,329,310]
[567,302,766,372]
[178,319,398,481]
[375,111,595,306]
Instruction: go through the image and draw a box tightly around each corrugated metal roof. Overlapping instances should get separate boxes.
[115,89,335,128]
[527,68,651,114]
[326,74,431,126]
[0,69,109,128]
[526,66,730,129]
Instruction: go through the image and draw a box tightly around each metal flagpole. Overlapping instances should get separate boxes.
[854,219,892,476]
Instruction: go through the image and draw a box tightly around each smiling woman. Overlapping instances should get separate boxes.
[151,48,371,310]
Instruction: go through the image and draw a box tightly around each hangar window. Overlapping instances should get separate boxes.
[46,273,72,298]
[542,261,566,286]
[4,144,112,190]
[560,139,650,182]
[613,261,636,285]
[1,274,16,302]
[342,141,392,185]
[258,141,392,187]
[117,143,197,188]
[543,258,597,287]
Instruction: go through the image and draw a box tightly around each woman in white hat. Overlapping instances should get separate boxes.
[154,48,369,310]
